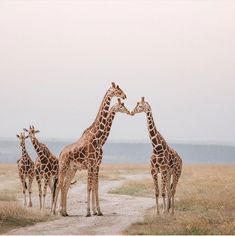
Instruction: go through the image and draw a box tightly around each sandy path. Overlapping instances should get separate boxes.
[8,174,155,235]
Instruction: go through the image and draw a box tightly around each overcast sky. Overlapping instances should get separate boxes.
[0,0,234,144]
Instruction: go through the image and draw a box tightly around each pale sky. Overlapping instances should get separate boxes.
[0,0,235,144]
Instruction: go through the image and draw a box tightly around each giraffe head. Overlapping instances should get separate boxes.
[112,98,130,115]
[16,132,28,147]
[23,125,40,140]
[131,97,151,115]
[108,82,127,99]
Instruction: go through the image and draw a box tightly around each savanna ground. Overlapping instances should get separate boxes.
[0,164,234,234]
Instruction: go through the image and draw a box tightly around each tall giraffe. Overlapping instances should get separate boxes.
[131,97,182,214]
[16,132,35,207]
[24,125,59,211]
[60,98,130,216]
[52,82,127,216]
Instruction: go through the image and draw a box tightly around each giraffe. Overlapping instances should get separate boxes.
[16,132,35,207]
[24,125,59,211]
[52,82,127,217]
[65,98,130,215]
[131,97,182,214]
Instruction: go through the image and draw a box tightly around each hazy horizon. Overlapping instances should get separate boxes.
[0,0,235,145]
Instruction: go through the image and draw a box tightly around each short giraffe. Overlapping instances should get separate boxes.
[53,82,127,216]
[24,126,59,211]
[131,97,182,214]
[16,132,35,207]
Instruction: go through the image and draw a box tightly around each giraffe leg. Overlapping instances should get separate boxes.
[151,168,160,215]
[171,170,181,215]
[53,172,65,215]
[61,168,77,217]
[48,177,54,212]
[161,172,167,214]
[28,177,33,207]
[21,178,27,207]
[94,166,103,216]
[36,175,42,210]
[166,173,171,213]
[92,190,97,215]
[42,177,49,210]
[86,167,93,217]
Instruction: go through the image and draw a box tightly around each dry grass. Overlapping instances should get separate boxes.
[111,165,235,235]
[0,164,56,234]
[0,202,52,234]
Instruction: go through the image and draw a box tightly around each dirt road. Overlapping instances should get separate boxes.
[8,174,154,235]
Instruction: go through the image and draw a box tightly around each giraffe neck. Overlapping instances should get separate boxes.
[146,111,167,150]
[100,107,116,146]
[94,90,112,124]
[31,137,43,156]
[93,91,112,139]
[21,142,29,159]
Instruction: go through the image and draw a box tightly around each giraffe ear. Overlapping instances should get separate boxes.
[35,130,40,133]
[117,98,121,104]
[23,128,28,132]
[112,82,116,88]
[16,134,20,138]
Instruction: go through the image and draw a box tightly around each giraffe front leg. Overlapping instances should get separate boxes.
[21,179,27,207]
[48,177,54,212]
[28,177,33,207]
[151,168,160,215]
[94,166,103,216]
[36,176,42,210]
[161,172,167,214]
[92,190,97,215]
[53,174,65,215]
[166,173,171,213]
[86,168,93,217]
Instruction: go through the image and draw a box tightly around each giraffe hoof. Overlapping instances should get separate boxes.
[86,213,91,217]
[97,212,103,216]
[61,212,69,217]
[28,203,33,208]
[93,212,97,216]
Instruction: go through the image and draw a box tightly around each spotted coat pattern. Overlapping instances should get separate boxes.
[16,132,34,207]
[52,83,127,217]
[131,97,182,214]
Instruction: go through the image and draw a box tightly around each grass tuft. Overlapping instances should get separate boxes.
[116,165,235,235]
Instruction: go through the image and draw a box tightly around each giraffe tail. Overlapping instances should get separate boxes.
[24,182,28,190]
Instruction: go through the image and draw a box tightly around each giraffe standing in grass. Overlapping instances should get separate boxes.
[24,126,59,211]
[52,82,127,217]
[16,132,35,207]
[131,97,182,214]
